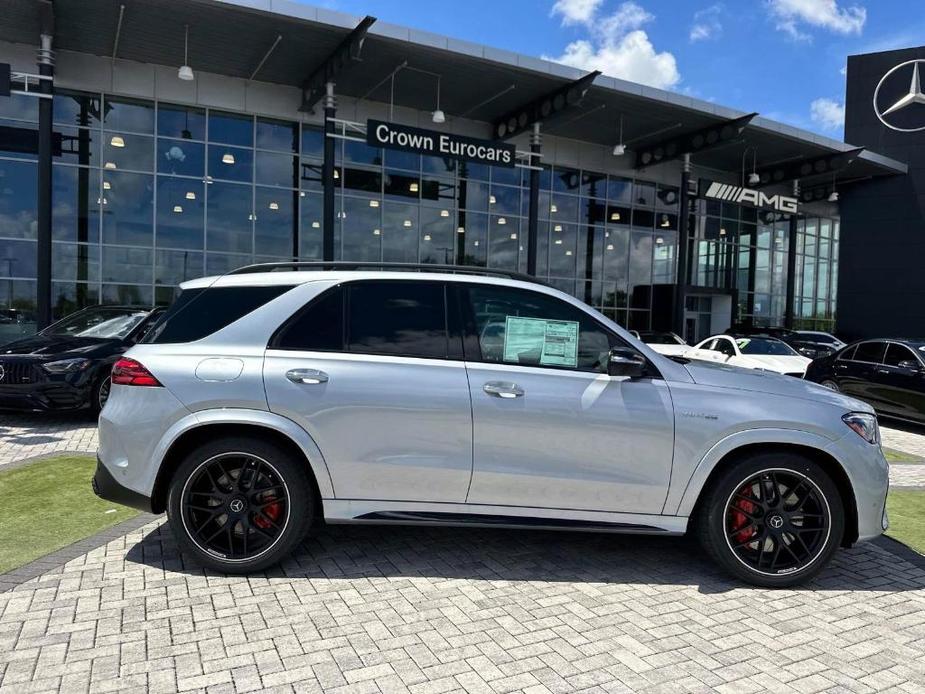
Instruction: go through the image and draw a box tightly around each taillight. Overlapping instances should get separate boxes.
[111,357,162,387]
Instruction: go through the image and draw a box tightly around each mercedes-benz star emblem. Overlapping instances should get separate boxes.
[229,498,245,513]
[768,515,784,529]
[873,59,925,132]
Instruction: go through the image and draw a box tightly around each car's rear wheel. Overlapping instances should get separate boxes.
[91,374,111,413]
[820,379,840,392]
[696,453,844,587]
[166,437,314,573]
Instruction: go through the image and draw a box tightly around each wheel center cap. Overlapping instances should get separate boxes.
[228,497,246,514]
[768,514,784,529]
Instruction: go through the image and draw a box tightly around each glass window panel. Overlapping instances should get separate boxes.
[103,132,154,172]
[157,138,205,177]
[205,253,250,276]
[54,91,101,127]
[632,208,654,229]
[421,175,456,207]
[384,170,420,201]
[343,167,381,195]
[0,279,37,338]
[52,241,100,282]
[0,239,37,278]
[299,192,323,259]
[102,283,152,307]
[653,231,677,284]
[459,161,489,181]
[487,215,519,270]
[256,118,297,153]
[301,126,324,158]
[580,198,606,225]
[299,160,324,192]
[52,165,99,243]
[254,187,294,257]
[102,96,154,134]
[206,182,252,254]
[603,227,629,286]
[460,212,488,266]
[383,149,420,173]
[102,246,152,284]
[459,179,489,211]
[0,159,38,239]
[606,204,630,226]
[101,172,153,247]
[548,223,577,277]
[344,139,382,166]
[420,153,455,176]
[420,207,454,265]
[208,145,252,183]
[633,181,655,207]
[549,194,579,223]
[491,165,520,186]
[53,125,100,167]
[340,196,381,262]
[208,111,253,146]
[156,177,204,250]
[576,226,604,282]
[381,202,418,263]
[255,151,298,188]
[628,231,653,309]
[348,281,447,359]
[656,184,679,209]
[155,249,203,286]
[552,167,580,194]
[580,171,606,198]
[489,184,520,216]
[607,176,632,204]
[51,281,99,320]
[656,212,677,231]
[157,103,205,140]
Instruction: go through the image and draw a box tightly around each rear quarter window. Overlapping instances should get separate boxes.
[144,285,294,344]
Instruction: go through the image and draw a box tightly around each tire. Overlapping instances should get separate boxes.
[166,437,315,573]
[820,379,840,392]
[91,374,111,414]
[695,453,844,588]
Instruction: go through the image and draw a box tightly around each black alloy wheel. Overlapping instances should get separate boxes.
[697,454,844,587]
[724,469,830,576]
[167,437,314,573]
[96,375,111,411]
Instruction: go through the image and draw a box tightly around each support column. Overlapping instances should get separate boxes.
[526,123,541,276]
[784,180,800,329]
[36,33,54,328]
[672,153,691,336]
[321,81,336,263]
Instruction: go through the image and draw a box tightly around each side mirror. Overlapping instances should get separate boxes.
[608,347,647,379]
[898,359,922,372]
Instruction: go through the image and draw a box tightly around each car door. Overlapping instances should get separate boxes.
[871,343,925,420]
[839,341,886,405]
[263,279,474,503]
[459,283,675,515]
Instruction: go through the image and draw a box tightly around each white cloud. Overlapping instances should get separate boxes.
[544,2,680,90]
[768,0,866,40]
[810,97,845,131]
[690,4,723,42]
[551,0,604,25]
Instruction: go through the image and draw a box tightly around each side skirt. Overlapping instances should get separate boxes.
[322,499,688,535]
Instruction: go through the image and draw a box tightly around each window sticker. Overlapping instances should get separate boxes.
[503,316,579,367]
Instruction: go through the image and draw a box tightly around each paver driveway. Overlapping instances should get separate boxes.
[1,413,925,693]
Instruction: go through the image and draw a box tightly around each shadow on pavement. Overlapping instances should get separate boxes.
[882,417,925,438]
[126,520,925,594]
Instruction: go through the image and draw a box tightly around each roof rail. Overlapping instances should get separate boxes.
[227,261,548,285]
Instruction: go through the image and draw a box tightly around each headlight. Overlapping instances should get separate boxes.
[842,412,880,444]
[42,358,92,374]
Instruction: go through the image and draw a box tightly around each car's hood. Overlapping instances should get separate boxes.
[683,359,873,413]
[739,354,812,373]
[0,334,121,359]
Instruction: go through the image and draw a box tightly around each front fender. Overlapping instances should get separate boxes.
[669,427,846,517]
[153,408,335,499]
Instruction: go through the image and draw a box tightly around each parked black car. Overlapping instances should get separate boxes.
[0,306,163,413]
[727,325,837,360]
[806,338,925,425]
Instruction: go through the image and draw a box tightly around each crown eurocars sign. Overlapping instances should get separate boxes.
[367,119,516,168]
[700,179,799,213]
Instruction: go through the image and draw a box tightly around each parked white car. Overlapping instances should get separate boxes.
[638,331,690,357]
[687,334,812,377]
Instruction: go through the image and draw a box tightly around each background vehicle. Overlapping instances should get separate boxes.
[806,339,925,425]
[0,305,163,412]
[727,325,840,360]
[687,334,812,377]
[94,263,887,588]
[638,331,689,357]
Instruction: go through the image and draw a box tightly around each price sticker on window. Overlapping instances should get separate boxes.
[503,316,579,367]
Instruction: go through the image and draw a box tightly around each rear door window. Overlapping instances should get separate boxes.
[853,341,886,364]
[884,344,919,368]
[272,286,345,351]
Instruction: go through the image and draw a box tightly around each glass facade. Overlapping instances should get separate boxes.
[0,88,837,337]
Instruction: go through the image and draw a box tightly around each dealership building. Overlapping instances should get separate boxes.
[0,0,916,342]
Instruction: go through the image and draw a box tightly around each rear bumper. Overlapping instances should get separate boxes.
[92,456,154,513]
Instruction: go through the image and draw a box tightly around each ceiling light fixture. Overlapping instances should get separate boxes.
[409,182,419,192]
[403,219,412,227]
[610,211,621,221]
[110,135,125,148]
[178,25,195,81]
[373,228,381,235]
[489,195,496,204]
[497,217,506,225]
[828,172,839,202]
[173,205,183,213]
[369,199,380,208]
[550,204,557,213]
[612,115,625,156]
[440,209,449,217]
[311,221,320,228]
[104,161,116,170]
[456,226,465,234]
[269,201,279,210]
[185,191,196,200]
[102,181,111,190]
[222,152,235,165]
[432,75,446,124]
[423,234,432,241]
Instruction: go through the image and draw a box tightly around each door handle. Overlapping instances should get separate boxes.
[876,368,890,375]
[286,368,329,384]
[483,381,524,398]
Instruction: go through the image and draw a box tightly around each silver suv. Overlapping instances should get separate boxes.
[93,264,888,587]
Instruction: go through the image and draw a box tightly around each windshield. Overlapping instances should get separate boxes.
[42,308,150,339]
[736,337,799,356]
[642,332,685,345]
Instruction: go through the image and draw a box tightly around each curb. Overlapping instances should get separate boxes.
[0,449,98,473]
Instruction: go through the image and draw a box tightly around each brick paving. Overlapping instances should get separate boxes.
[0,413,98,467]
[1,415,925,692]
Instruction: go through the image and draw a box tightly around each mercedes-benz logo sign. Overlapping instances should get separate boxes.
[229,498,245,513]
[873,59,925,132]
[768,515,784,529]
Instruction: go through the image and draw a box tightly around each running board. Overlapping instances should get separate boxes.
[352,510,666,532]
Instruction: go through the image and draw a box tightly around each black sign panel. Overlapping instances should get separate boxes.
[366,119,516,168]
[0,63,10,98]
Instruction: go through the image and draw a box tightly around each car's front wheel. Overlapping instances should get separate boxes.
[166,437,314,573]
[696,453,844,587]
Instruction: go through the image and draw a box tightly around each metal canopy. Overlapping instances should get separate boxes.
[632,114,756,169]
[492,70,599,140]
[0,0,906,186]
[300,15,375,113]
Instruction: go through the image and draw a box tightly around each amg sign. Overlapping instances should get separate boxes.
[700,179,799,213]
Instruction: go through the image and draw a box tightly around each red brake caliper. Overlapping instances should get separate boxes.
[254,495,281,529]
[731,485,757,544]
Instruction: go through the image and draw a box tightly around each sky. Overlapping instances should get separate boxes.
[310,0,925,139]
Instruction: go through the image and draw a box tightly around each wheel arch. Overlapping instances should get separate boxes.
[676,433,859,547]
[149,411,334,514]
